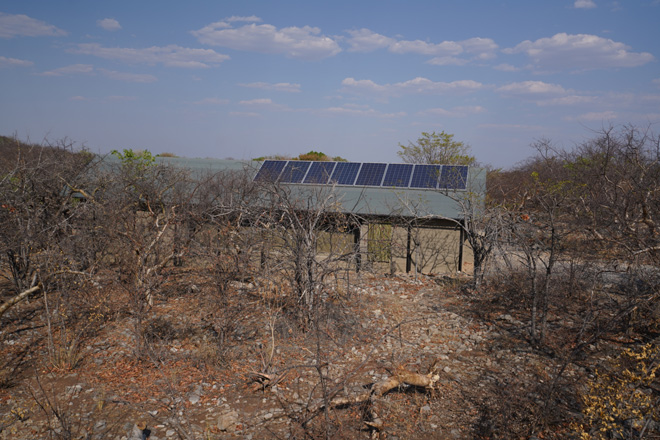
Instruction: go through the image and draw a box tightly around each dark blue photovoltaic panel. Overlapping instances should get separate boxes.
[409,164,441,189]
[303,161,336,184]
[382,164,413,187]
[280,161,311,183]
[256,160,470,190]
[438,165,468,190]
[355,163,387,186]
[254,160,287,182]
[330,162,360,185]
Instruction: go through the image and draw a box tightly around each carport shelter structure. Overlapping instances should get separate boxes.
[100,155,486,274]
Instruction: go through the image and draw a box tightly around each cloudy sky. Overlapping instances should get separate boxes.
[1,0,658,167]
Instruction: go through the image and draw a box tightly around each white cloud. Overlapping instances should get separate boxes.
[341,78,387,94]
[574,0,597,9]
[97,18,121,31]
[69,96,86,101]
[478,123,546,131]
[427,56,468,66]
[344,29,498,63]
[504,33,654,71]
[345,29,394,52]
[388,39,462,56]
[422,108,452,117]
[497,82,607,108]
[0,12,67,38]
[322,104,405,118]
[0,55,33,67]
[537,95,596,106]
[496,81,567,95]
[239,98,275,106]
[239,82,301,93]
[98,68,157,83]
[641,94,660,103]
[39,64,157,82]
[420,106,486,117]
[461,37,498,59]
[226,16,262,23]
[71,43,229,68]
[192,20,341,60]
[238,98,289,110]
[493,63,519,72]
[193,97,230,105]
[341,77,483,97]
[237,98,292,112]
[570,111,618,121]
[39,64,94,76]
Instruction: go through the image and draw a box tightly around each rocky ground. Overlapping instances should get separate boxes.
[0,272,587,439]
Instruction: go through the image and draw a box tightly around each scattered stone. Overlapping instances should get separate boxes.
[127,423,149,440]
[65,384,83,396]
[217,411,239,432]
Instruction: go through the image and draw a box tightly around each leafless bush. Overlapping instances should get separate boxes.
[28,376,127,440]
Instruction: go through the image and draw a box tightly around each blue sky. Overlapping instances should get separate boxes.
[1,0,658,168]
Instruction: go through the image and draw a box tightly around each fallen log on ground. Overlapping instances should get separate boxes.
[250,366,441,433]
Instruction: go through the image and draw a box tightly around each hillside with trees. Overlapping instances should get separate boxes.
[0,127,659,439]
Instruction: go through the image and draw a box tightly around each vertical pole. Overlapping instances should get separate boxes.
[406,224,412,273]
[353,223,361,273]
[457,220,465,273]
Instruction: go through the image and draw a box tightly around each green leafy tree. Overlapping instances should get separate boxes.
[297,150,329,161]
[111,148,156,173]
[296,150,348,162]
[398,131,475,165]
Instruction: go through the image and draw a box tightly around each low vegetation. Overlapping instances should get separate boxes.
[0,126,658,439]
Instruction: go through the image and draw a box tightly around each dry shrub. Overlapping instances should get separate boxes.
[471,376,541,439]
[27,377,128,440]
[576,343,660,439]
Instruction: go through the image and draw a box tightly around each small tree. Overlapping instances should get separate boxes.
[255,181,356,326]
[0,137,96,317]
[297,151,330,161]
[94,149,197,356]
[0,137,111,370]
[398,131,475,165]
[447,186,503,290]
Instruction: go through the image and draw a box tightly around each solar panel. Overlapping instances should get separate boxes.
[254,160,287,182]
[438,165,468,190]
[303,161,336,184]
[409,164,441,189]
[255,160,469,190]
[382,163,413,187]
[355,163,387,186]
[280,161,311,183]
[330,162,360,185]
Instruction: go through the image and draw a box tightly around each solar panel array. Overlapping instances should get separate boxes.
[254,160,469,190]
[331,162,360,185]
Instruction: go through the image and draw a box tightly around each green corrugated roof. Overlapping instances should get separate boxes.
[96,155,486,220]
[99,154,261,175]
